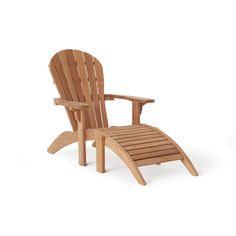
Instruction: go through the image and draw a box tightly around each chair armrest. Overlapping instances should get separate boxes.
[105,94,154,104]
[54,98,89,111]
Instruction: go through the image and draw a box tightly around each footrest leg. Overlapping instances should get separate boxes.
[96,135,105,173]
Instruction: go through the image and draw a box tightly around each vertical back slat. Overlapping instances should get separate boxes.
[51,55,77,130]
[52,54,73,101]
[65,50,85,102]
[94,58,108,127]
[73,50,97,128]
[66,50,92,128]
[58,51,78,101]
[84,52,102,128]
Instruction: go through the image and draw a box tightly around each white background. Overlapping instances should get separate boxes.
[0,0,236,235]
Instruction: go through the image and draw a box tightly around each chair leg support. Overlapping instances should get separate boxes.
[47,131,77,154]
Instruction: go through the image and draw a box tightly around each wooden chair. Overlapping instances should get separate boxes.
[48,49,198,185]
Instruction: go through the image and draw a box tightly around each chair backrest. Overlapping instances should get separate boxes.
[49,49,108,131]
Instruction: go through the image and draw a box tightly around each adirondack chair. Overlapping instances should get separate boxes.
[48,49,198,185]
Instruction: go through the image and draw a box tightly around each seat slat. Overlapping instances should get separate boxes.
[131,149,180,160]
[112,131,158,140]
[135,154,183,166]
[101,124,141,131]
[106,127,152,136]
[127,144,176,155]
[120,137,167,147]
[124,140,172,151]
[84,52,102,128]
[115,133,162,143]
[104,126,150,134]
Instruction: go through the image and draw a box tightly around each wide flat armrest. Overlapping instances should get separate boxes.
[54,98,89,110]
[105,94,154,104]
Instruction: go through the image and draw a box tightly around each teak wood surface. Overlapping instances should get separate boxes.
[48,49,198,185]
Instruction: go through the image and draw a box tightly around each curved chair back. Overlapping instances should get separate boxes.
[49,49,108,130]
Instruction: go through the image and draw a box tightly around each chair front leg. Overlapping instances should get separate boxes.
[132,101,143,125]
[75,109,86,166]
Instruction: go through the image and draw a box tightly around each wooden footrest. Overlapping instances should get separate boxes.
[98,124,183,166]
[95,124,198,185]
